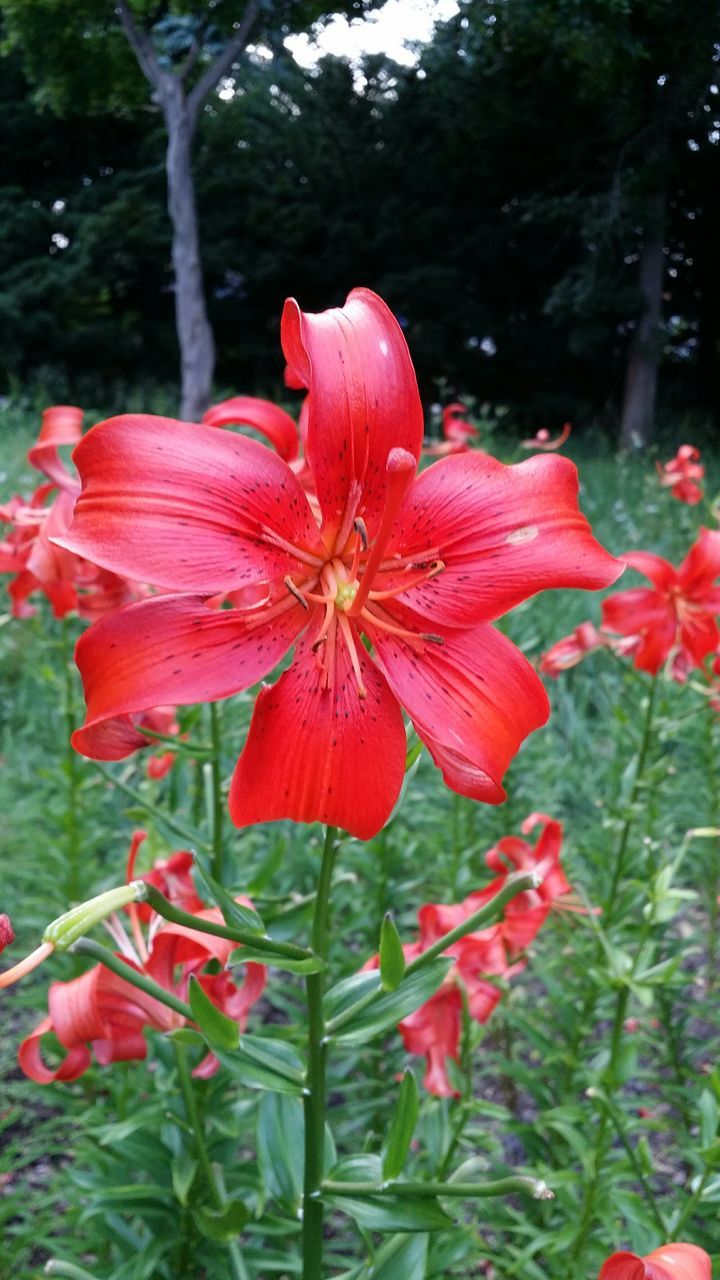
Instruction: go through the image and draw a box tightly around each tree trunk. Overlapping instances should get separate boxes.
[163,80,215,422]
[619,187,667,449]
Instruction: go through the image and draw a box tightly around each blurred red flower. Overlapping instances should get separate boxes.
[657,445,704,506]
[521,423,572,451]
[540,620,605,676]
[598,1244,711,1279]
[58,288,621,839]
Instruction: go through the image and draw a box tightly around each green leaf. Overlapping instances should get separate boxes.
[187,974,239,1050]
[331,958,453,1046]
[257,1094,305,1210]
[327,1154,383,1184]
[214,1036,306,1094]
[193,861,265,933]
[324,971,380,1022]
[171,1153,197,1207]
[193,1197,249,1242]
[230,943,324,975]
[373,1232,429,1280]
[324,1193,453,1233]
[380,914,406,992]
[382,1069,419,1179]
[700,1089,719,1149]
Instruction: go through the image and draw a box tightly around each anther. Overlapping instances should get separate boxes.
[421,633,445,645]
[284,576,309,610]
[353,517,369,550]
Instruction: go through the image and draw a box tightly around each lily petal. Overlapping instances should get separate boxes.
[229,631,406,839]
[203,395,299,463]
[382,452,623,627]
[72,593,307,760]
[55,415,321,593]
[367,615,549,804]
[281,288,423,539]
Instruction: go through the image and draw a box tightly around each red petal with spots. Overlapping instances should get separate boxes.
[381,452,623,627]
[281,288,423,539]
[367,615,549,804]
[229,632,406,840]
[203,395,299,463]
[72,593,307,760]
[54,415,321,593]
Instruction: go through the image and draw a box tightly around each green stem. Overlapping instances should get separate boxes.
[406,871,539,974]
[671,1167,711,1237]
[72,938,192,1020]
[60,615,81,902]
[589,1091,667,1236]
[565,985,629,1276]
[322,1176,551,1199]
[302,826,339,1280]
[209,702,225,883]
[143,885,314,961]
[605,676,658,918]
[173,1042,248,1280]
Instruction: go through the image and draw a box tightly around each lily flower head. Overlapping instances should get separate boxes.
[424,403,479,457]
[657,445,704,506]
[601,530,720,675]
[56,288,622,839]
[598,1244,711,1279]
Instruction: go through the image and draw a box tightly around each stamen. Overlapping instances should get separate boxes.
[361,604,443,647]
[331,480,363,557]
[378,547,442,573]
[260,527,324,568]
[284,575,310,610]
[0,941,54,989]
[353,517,369,550]
[348,448,417,617]
[368,559,445,600]
[337,614,367,698]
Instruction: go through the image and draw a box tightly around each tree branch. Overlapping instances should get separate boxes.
[116,0,164,92]
[187,0,262,120]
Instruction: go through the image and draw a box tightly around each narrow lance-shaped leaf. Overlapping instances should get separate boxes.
[193,860,265,934]
[382,1068,419,1179]
[187,974,239,1050]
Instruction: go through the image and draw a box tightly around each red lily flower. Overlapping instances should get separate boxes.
[126,829,204,923]
[657,445,704,506]
[539,620,605,676]
[0,407,140,620]
[56,289,621,840]
[598,1244,711,1280]
[19,847,265,1084]
[601,530,720,675]
[521,423,572,451]
[424,403,479,458]
[458,814,579,955]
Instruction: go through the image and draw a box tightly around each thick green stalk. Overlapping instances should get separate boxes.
[605,676,658,918]
[302,826,339,1280]
[174,1042,248,1280]
[705,712,720,987]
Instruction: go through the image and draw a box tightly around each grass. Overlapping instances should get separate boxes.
[1,402,720,1278]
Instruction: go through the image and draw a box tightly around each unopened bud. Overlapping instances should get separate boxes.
[43,881,147,951]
